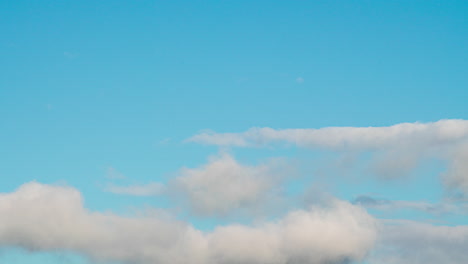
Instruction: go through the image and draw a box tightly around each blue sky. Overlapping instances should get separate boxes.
[1,1,468,263]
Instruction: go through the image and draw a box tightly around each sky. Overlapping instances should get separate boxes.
[0,0,467,263]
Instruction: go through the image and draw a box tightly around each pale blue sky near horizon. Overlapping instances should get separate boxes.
[1,1,468,263]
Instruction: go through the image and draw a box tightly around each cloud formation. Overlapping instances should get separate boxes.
[104,154,293,217]
[0,182,377,264]
[171,153,292,216]
[188,119,468,149]
[188,119,468,192]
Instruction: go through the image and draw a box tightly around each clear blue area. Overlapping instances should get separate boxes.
[0,248,90,264]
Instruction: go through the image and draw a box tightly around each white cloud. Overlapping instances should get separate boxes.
[187,119,468,192]
[188,119,468,149]
[105,182,165,196]
[102,154,292,216]
[171,153,291,216]
[0,182,377,264]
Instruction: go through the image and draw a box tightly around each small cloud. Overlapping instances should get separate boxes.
[353,195,387,207]
[105,182,165,196]
[296,77,304,83]
[106,167,126,180]
[46,104,53,110]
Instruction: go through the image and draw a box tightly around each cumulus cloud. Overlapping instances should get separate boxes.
[369,220,468,264]
[103,154,292,216]
[170,153,292,216]
[187,119,468,192]
[0,182,377,264]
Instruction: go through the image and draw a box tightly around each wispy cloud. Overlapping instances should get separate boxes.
[106,167,126,180]
[188,119,468,149]
[105,182,165,196]
[353,195,466,216]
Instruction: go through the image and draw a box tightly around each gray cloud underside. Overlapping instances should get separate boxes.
[353,195,467,216]
[370,220,468,264]
[0,182,377,264]
[188,119,468,193]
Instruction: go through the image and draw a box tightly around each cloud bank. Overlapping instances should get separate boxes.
[188,119,468,193]
[0,182,377,264]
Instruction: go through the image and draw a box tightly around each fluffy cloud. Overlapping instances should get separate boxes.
[0,182,377,264]
[103,154,291,216]
[188,119,468,192]
[171,153,291,216]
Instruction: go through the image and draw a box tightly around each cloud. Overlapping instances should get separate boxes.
[105,182,165,196]
[0,182,377,264]
[296,77,304,83]
[188,119,468,149]
[170,153,292,217]
[101,154,293,217]
[442,141,468,194]
[106,167,126,180]
[352,195,465,216]
[369,220,468,264]
[187,119,468,192]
